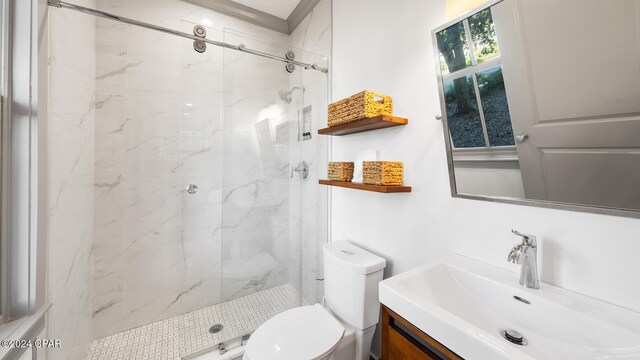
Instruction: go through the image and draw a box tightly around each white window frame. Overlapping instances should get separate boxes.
[1,0,47,331]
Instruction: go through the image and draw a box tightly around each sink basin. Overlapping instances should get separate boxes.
[379,255,640,359]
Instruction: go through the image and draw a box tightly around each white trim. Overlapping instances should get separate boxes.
[34,0,48,312]
[0,303,48,360]
[471,72,490,147]
[0,0,7,326]
[181,0,288,34]
[181,0,321,35]
[452,147,518,162]
[287,0,321,33]
[441,57,500,83]
[0,0,45,325]
[463,19,476,66]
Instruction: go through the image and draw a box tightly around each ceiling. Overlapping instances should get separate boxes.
[230,0,301,19]
[183,0,319,34]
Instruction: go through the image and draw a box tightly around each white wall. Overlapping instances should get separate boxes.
[332,0,450,277]
[331,0,640,355]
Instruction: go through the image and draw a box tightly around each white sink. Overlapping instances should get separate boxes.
[379,255,640,359]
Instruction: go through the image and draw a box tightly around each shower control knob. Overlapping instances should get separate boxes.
[291,161,309,179]
[186,184,198,194]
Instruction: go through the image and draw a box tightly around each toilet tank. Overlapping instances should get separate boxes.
[323,241,386,330]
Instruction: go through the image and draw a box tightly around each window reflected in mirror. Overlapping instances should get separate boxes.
[469,9,499,63]
[437,10,515,150]
[436,22,471,76]
[477,66,514,146]
[443,76,485,148]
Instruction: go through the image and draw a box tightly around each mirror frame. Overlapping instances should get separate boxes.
[431,0,640,219]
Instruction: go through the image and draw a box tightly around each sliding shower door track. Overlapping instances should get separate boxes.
[47,0,328,73]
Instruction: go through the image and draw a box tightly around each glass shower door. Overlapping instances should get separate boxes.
[221,30,301,310]
[83,5,329,359]
[176,20,226,358]
[289,46,330,306]
[92,16,226,359]
[178,19,224,315]
[219,29,329,339]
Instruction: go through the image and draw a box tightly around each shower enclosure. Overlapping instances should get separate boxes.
[51,1,329,358]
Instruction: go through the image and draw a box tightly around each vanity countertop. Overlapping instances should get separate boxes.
[379,255,640,360]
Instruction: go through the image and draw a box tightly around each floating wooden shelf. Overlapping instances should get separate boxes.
[319,180,411,193]
[318,115,408,136]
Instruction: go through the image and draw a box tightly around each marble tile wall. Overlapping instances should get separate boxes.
[92,19,226,337]
[46,0,328,343]
[289,0,332,305]
[91,0,298,338]
[47,1,96,359]
[92,15,224,337]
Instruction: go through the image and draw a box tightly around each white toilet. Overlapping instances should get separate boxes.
[243,241,386,360]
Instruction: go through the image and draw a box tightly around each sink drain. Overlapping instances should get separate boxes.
[501,329,528,346]
[209,324,223,334]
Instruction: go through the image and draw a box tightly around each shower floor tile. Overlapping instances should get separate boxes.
[85,284,301,360]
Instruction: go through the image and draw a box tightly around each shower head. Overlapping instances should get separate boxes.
[278,86,305,104]
[279,90,292,104]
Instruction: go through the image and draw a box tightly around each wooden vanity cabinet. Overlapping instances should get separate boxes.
[381,305,464,360]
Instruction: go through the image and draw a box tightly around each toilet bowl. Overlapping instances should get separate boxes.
[243,242,386,360]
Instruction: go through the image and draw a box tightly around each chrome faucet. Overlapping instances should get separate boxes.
[508,230,539,289]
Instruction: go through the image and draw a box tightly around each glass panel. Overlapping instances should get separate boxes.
[220,29,328,345]
[444,75,485,148]
[177,20,224,352]
[8,0,34,320]
[290,49,329,306]
[92,17,222,353]
[222,30,298,309]
[92,18,227,358]
[477,66,515,146]
[436,21,471,76]
[469,8,500,63]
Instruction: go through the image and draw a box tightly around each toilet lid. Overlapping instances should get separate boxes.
[244,304,345,360]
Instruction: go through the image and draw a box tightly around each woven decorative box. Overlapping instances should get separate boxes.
[328,90,392,127]
[328,162,354,182]
[363,161,403,186]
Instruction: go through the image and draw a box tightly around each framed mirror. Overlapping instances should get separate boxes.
[432,0,640,218]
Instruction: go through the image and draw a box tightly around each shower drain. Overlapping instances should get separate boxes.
[209,324,223,334]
